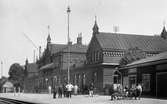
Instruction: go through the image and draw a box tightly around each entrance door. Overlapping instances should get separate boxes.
[157,72,167,98]
[129,75,136,89]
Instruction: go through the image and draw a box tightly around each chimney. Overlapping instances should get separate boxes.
[39,46,41,59]
[113,26,119,33]
[77,33,82,45]
[68,41,72,45]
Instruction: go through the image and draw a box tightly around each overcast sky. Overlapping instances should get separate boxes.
[0,0,167,77]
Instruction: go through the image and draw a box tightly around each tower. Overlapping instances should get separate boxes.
[47,25,51,44]
[161,26,167,39]
[92,16,99,35]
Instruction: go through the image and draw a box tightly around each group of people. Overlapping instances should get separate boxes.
[52,83,79,98]
[51,82,95,98]
[110,83,142,100]
[125,83,142,100]
[51,83,143,100]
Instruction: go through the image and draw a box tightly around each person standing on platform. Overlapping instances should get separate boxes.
[74,84,78,95]
[63,84,67,97]
[66,83,73,98]
[58,84,63,98]
[89,83,94,97]
[136,83,142,100]
[53,85,58,99]
[48,85,52,94]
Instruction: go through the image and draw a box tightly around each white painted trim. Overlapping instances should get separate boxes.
[101,63,119,65]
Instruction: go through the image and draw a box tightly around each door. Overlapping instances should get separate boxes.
[156,72,167,98]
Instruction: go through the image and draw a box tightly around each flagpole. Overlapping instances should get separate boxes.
[67,6,71,83]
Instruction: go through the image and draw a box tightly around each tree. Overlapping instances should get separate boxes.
[8,63,25,89]
[119,47,146,66]
[0,76,8,92]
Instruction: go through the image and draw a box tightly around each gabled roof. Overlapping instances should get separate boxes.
[96,32,167,52]
[27,63,38,73]
[49,43,87,54]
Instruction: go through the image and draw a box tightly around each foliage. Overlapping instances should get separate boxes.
[8,63,25,88]
[0,77,8,92]
[119,47,146,66]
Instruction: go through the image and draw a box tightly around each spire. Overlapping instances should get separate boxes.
[47,25,51,43]
[161,22,167,39]
[92,16,99,35]
[25,58,28,76]
[39,46,41,59]
[25,58,28,65]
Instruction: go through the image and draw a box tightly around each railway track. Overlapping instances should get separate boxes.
[0,97,40,104]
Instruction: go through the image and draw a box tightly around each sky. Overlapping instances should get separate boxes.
[0,0,167,77]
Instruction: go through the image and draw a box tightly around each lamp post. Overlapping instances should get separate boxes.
[45,78,48,89]
[67,6,71,84]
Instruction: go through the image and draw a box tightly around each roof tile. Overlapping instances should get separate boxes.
[96,33,167,52]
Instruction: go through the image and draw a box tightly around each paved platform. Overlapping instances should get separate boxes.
[0,93,166,104]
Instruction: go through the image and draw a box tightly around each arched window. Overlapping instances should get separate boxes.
[83,73,86,86]
[113,71,121,84]
[93,72,97,84]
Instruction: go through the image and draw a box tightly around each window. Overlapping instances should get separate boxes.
[93,72,97,84]
[94,51,96,62]
[82,73,86,86]
[74,74,77,84]
[142,74,151,91]
[114,71,121,84]
[96,51,98,62]
[91,53,93,63]
[73,64,76,68]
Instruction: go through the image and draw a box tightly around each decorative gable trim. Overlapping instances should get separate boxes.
[103,51,125,57]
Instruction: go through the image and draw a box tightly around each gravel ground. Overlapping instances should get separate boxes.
[0,93,166,104]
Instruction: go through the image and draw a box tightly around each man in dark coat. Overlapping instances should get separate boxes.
[53,85,58,99]
[89,83,94,97]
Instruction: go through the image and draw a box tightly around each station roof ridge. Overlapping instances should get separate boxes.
[95,32,167,52]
